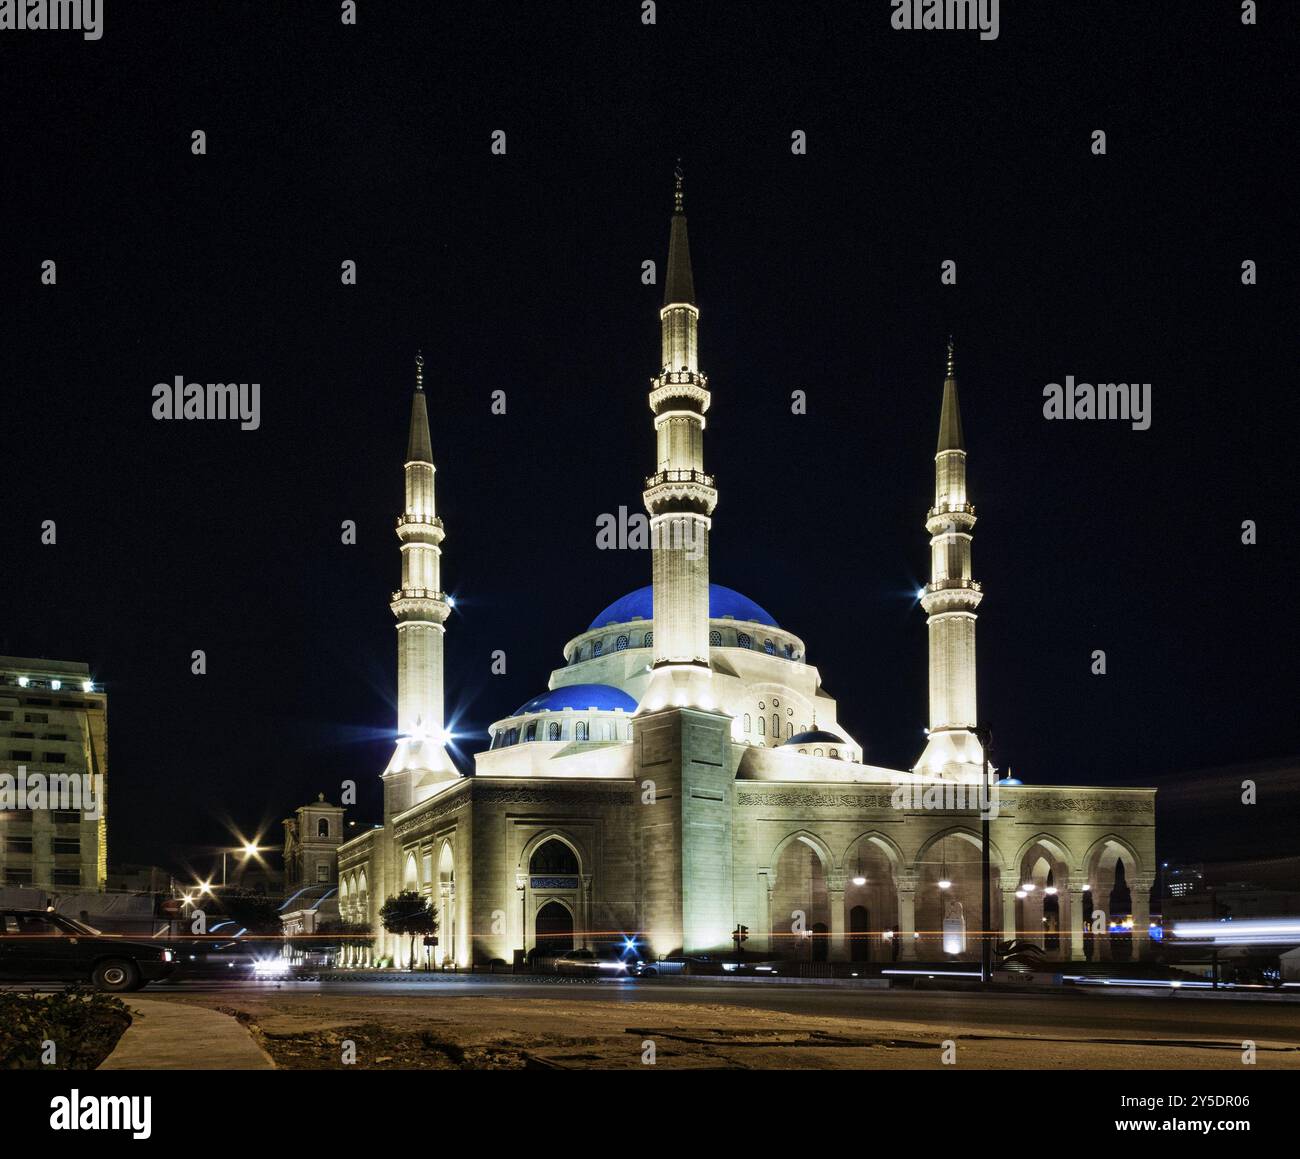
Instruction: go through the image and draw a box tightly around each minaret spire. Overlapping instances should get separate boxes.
[915,338,984,780]
[640,164,716,711]
[384,351,457,815]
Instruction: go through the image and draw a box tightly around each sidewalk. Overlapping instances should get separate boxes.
[98,997,274,1070]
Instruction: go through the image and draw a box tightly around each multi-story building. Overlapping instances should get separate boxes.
[0,656,108,894]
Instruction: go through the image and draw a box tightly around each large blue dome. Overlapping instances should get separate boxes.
[588,583,778,630]
[513,683,638,716]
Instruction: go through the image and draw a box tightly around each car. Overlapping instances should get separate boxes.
[631,953,721,977]
[554,948,631,976]
[0,909,176,992]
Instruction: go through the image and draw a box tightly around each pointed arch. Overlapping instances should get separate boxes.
[766,829,834,880]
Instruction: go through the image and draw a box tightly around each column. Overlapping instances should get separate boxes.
[1131,874,1154,961]
[897,872,918,960]
[1001,885,1019,946]
[828,877,847,961]
[1068,882,1086,961]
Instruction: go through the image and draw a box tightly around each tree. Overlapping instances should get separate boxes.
[379,892,438,969]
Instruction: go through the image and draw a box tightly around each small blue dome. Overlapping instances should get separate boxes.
[514,683,637,716]
[588,583,778,630]
[785,729,845,747]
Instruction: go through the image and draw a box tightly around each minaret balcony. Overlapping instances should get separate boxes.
[396,513,445,545]
[920,579,984,615]
[389,589,451,624]
[925,503,976,534]
[649,375,710,414]
[643,469,717,517]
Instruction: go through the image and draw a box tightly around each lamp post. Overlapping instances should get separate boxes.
[975,723,993,984]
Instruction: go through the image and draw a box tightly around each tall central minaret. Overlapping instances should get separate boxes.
[383,353,457,820]
[915,339,985,780]
[639,164,717,711]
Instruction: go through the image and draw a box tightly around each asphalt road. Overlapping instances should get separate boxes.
[128,974,1300,1045]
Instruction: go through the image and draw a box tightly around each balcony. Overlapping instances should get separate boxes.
[644,469,715,490]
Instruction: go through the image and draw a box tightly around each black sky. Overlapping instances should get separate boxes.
[1,1,1295,872]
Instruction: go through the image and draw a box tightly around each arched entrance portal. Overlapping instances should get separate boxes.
[534,901,574,957]
[769,835,830,960]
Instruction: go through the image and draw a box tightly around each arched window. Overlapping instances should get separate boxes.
[524,721,538,742]
[507,727,520,746]
[615,634,629,652]
[547,721,561,741]
[758,716,766,736]
[814,747,823,757]
[786,722,793,738]
[592,639,603,657]
[644,631,653,648]
[829,748,839,759]
[317,817,329,838]
[737,632,751,649]
[709,630,722,646]
[772,713,780,737]
[530,839,579,875]
[575,721,589,741]
[743,713,751,733]
[764,639,776,655]
[784,643,795,658]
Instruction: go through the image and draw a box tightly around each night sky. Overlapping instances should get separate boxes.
[2,2,1294,874]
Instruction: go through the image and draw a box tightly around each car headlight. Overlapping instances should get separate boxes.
[161,949,175,963]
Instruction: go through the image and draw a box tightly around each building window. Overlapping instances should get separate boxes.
[709,630,722,646]
[5,837,32,855]
[592,640,603,658]
[743,713,751,733]
[575,721,589,741]
[9,751,33,761]
[784,643,795,658]
[547,721,561,740]
[5,869,33,885]
[814,748,824,757]
[644,631,653,648]
[317,818,330,838]
[53,869,81,887]
[829,748,839,759]
[52,811,80,825]
[771,697,779,708]
[786,723,793,738]
[524,722,538,742]
[317,863,330,882]
[24,713,48,724]
[530,839,579,875]
[737,633,751,649]
[772,713,779,737]
[506,727,520,746]
[43,752,67,764]
[764,639,776,655]
[53,838,81,855]
[615,634,629,651]
[757,716,765,737]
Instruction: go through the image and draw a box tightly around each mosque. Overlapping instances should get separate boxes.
[336,174,1156,969]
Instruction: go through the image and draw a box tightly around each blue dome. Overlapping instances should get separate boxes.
[588,583,778,630]
[513,683,637,716]
[785,729,845,747]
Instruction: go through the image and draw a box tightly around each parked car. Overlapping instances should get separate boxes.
[0,909,176,992]
[632,953,721,977]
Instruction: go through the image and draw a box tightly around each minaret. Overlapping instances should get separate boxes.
[383,352,457,819]
[640,162,717,711]
[915,339,985,780]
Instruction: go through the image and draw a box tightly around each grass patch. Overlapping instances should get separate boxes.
[0,988,132,1070]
